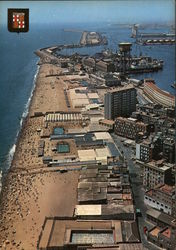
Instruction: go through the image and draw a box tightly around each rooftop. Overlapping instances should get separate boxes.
[86,243,143,250]
[144,81,175,100]
[77,167,132,211]
[161,227,171,239]
[146,184,174,196]
[107,84,135,93]
[116,117,146,126]
[38,218,140,249]
[94,132,112,140]
[158,184,175,194]
[146,208,175,227]
[87,92,99,99]
[149,227,160,237]
[75,205,101,216]
[78,149,96,161]
[100,119,115,125]
[95,147,111,158]
[145,160,172,172]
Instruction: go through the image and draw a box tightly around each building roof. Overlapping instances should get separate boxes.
[75,205,101,216]
[122,193,132,200]
[72,98,89,107]
[144,81,175,100]
[158,212,175,226]
[41,218,114,248]
[118,243,143,250]
[116,117,146,127]
[87,93,99,99]
[161,227,171,239]
[38,217,143,250]
[100,119,115,125]
[78,190,107,203]
[145,161,172,172]
[146,208,175,227]
[121,221,140,242]
[86,244,143,250]
[149,227,160,237]
[78,149,96,161]
[95,147,111,158]
[107,84,135,93]
[102,204,134,215]
[128,118,137,122]
[94,132,112,140]
[157,184,175,195]
[146,208,161,219]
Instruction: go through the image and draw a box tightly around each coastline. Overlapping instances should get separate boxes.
[10,64,40,169]
[0,54,79,249]
[1,64,40,176]
[0,61,41,246]
[0,63,40,204]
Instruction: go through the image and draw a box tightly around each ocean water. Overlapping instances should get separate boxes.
[0,22,175,174]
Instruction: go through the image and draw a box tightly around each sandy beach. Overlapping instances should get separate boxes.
[0,61,82,249]
[0,170,79,249]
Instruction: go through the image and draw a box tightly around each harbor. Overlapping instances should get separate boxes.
[131,24,175,45]
[37,41,164,76]
[0,2,175,249]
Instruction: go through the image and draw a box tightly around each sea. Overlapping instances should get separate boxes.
[0,22,175,176]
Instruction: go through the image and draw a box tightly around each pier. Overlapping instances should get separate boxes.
[131,24,175,45]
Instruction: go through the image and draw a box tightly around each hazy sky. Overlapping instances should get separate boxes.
[0,0,175,25]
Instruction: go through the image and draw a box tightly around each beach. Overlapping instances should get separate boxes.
[0,60,81,249]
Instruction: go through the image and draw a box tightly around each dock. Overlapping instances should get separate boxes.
[131,24,175,45]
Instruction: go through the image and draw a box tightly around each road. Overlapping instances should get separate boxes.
[112,133,160,250]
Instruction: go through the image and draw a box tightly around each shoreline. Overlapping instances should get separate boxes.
[3,64,40,174]
[0,62,40,202]
[0,61,41,224]
[0,53,80,249]
[10,65,40,167]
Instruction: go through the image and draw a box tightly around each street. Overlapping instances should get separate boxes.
[112,133,160,250]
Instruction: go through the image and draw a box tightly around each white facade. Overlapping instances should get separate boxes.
[144,195,172,215]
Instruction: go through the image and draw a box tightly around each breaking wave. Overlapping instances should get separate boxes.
[5,65,40,171]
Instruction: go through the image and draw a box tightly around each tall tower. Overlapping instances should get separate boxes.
[118,42,132,74]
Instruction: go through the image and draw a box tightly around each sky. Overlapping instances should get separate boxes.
[0,0,175,25]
